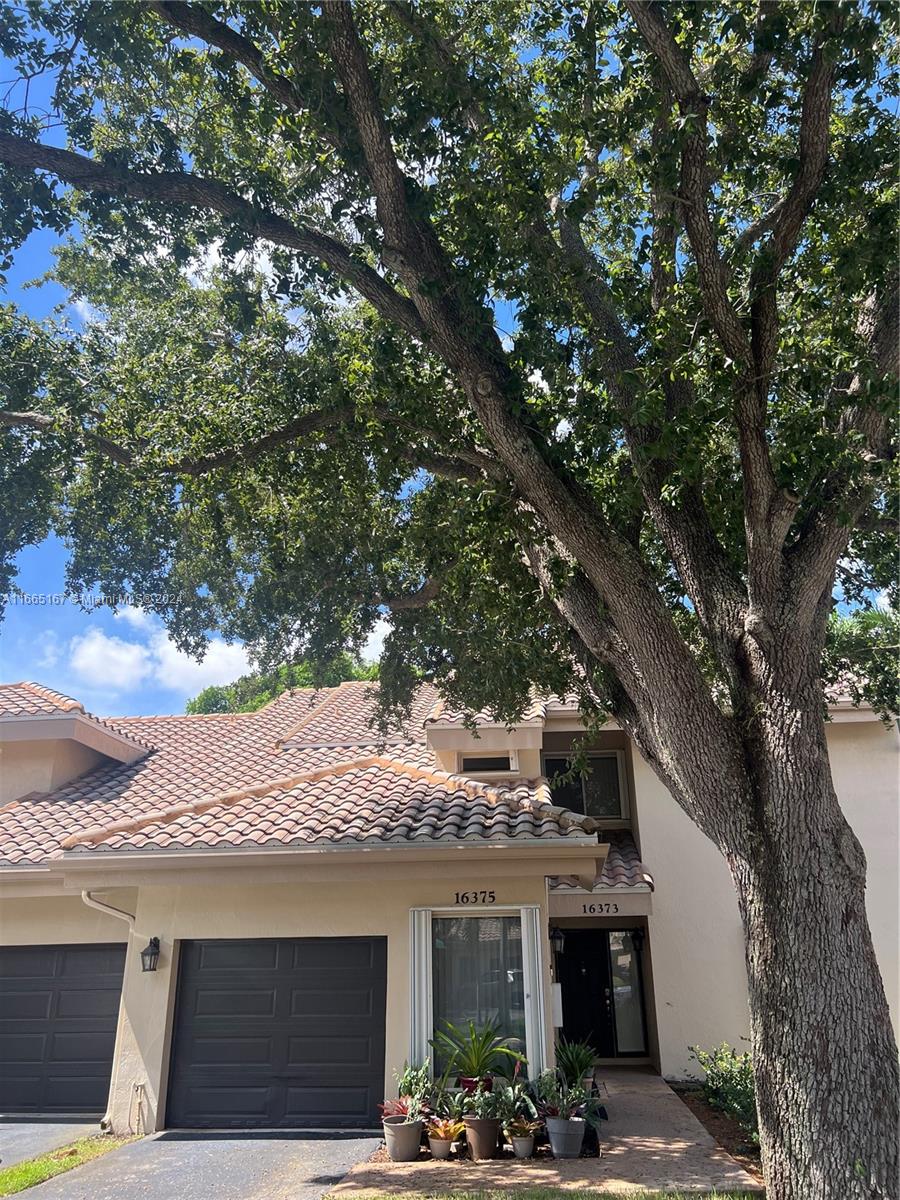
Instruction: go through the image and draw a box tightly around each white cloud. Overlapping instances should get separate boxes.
[362,616,391,663]
[875,588,892,612]
[70,298,103,326]
[36,631,62,670]
[113,605,158,633]
[149,633,250,693]
[527,368,550,393]
[68,616,251,698]
[69,628,152,691]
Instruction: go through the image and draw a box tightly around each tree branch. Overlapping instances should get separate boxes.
[748,7,843,386]
[0,131,426,342]
[147,1,346,152]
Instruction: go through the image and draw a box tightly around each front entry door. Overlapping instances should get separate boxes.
[557,929,648,1057]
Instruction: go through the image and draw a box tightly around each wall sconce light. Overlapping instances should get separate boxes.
[140,937,160,973]
[549,926,566,956]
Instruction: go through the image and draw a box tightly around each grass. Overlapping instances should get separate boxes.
[0,1134,132,1196]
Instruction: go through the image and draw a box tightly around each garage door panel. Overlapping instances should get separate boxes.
[193,988,277,1017]
[290,988,373,1017]
[197,942,279,972]
[0,943,126,1115]
[284,1085,373,1119]
[56,987,122,1019]
[0,991,53,1020]
[168,937,386,1128]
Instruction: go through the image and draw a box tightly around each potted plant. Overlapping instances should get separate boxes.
[379,1061,431,1162]
[534,1069,604,1159]
[425,1116,464,1159]
[462,1083,503,1160]
[505,1116,542,1158]
[430,1019,525,1092]
[556,1037,598,1092]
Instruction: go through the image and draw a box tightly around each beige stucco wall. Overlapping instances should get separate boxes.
[827,719,899,1027]
[633,718,899,1079]
[0,892,134,945]
[0,739,105,804]
[104,870,551,1134]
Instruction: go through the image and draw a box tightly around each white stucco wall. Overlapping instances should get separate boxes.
[0,739,105,804]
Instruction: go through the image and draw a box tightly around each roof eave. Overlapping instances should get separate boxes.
[0,712,149,763]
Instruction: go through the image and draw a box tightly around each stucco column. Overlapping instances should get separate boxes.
[107,890,178,1134]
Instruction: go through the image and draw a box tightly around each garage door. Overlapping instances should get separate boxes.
[0,943,126,1115]
[167,938,387,1128]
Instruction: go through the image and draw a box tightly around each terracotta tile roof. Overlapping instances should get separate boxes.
[549,831,653,891]
[0,681,84,715]
[280,682,440,747]
[424,690,581,728]
[61,758,599,855]
[0,683,432,868]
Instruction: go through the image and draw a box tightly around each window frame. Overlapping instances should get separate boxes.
[541,749,630,824]
[409,905,548,1077]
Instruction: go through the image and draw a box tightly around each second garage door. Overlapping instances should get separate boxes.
[166,937,387,1128]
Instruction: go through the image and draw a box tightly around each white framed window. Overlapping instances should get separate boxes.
[542,750,629,822]
[409,905,547,1077]
[458,750,519,775]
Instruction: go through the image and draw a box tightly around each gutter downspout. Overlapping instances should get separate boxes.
[80,890,135,1129]
[81,889,135,928]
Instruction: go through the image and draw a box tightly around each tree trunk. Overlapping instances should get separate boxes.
[726,681,899,1200]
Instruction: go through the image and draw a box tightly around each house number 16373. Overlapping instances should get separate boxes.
[454,890,496,904]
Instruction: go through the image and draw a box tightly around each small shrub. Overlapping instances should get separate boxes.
[690,1042,759,1144]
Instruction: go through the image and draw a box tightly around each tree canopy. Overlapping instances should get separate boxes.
[185,655,378,713]
[1,1,895,734]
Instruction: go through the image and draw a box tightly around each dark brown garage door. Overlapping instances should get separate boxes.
[166,938,387,1128]
[0,943,126,1115]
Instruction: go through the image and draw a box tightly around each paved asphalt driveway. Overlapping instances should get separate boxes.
[0,1121,99,1169]
[27,1129,382,1200]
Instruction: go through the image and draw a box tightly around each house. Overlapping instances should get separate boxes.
[0,678,896,1133]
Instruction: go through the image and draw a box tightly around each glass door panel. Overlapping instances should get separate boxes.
[608,930,647,1054]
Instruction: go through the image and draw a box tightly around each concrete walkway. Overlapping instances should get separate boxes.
[25,1129,382,1200]
[0,1120,99,1169]
[332,1070,763,1195]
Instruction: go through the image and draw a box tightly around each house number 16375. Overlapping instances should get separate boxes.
[454,890,496,904]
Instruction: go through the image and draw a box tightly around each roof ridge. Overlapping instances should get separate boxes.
[272,687,341,747]
[0,680,84,712]
[61,757,599,852]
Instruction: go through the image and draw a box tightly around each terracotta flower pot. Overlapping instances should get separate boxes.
[428,1136,453,1159]
[459,1075,493,1093]
[545,1115,586,1159]
[463,1115,501,1160]
[383,1116,423,1161]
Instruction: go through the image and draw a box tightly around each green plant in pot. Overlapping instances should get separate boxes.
[430,1019,525,1092]
[556,1037,598,1091]
[461,1083,503,1160]
[505,1116,543,1159]
[425,1116,464,1160]
[379,1060,431,1162]
[534,1069,604,1159]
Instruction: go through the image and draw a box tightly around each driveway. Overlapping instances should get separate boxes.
[0,1120,98,1169]
[27,1129,382,1200]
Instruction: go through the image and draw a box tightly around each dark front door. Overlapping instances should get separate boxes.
[557,929,647,1058]
[0,943,126,1115]
[166,937,387,1129]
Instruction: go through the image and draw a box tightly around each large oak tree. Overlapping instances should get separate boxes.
[0,4,897,1195]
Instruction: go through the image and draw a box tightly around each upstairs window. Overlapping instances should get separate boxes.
[544,753,627,821]
[460,754,513,773]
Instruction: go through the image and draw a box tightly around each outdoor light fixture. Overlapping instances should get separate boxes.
[140,937,161,973]
[549,927,566,956]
